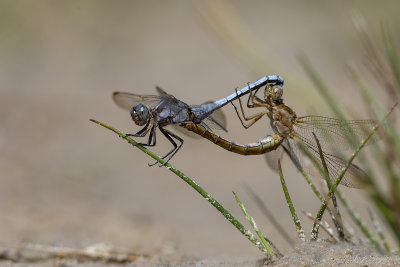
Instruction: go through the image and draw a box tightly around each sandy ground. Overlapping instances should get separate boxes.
[1,1,400,266]
[1,240,399,266]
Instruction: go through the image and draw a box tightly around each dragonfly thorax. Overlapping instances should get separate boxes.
[131,104,150,126]
[271,104,297,137]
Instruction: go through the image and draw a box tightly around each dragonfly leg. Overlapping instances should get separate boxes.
[231,97,269,129]
[232,86,265,119]
[246,85,260,108]
[238,86,266,112]
[233,104,269,129]
[245,84,270,109]
[161,128,184,164]
[130,125,157,147]
[230,87,271,129]
[126,120,152,138]
[148,127,183,167]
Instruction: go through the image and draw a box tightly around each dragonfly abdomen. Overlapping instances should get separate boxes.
[180,123,283,155]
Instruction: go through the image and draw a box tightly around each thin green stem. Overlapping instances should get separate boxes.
[311,104,396,245]
[312,132,344,240]
[278,160,305,241]
[233,191,274,257]
[244,185,294,247]
[90,119,270,256]
[282,146,324,203]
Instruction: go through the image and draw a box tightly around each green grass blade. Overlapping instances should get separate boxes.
[281,145,324,203]
[233,191,274,257]
[311,103,396,245]
[277,160,305,241]
[244,185,294,247]
[90,119,271,256]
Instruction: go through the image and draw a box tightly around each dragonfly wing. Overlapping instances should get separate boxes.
[282,138,306,172]
[155,86,176,98]
[155,88,227,130]
[294,116,379,153]
[191,101,228,132]
[291,134,366,188]
[264,146,285,173]
[113,91,162,111]
[203,109,227,132]
[169,111,226,139]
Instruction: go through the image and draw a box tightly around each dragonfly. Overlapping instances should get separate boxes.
[112,75,284,164]
[180,82,378,188]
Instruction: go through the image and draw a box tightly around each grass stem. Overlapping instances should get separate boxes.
[90,119,271,256]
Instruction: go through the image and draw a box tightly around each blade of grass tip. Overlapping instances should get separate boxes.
[244,184,294,248]
[89,119,155,159]
[277,160,305,241]
[312,132,345,240]
[90,119,270,256]
[312,103,396,247]
[233,191,274,257]
[368,208,391,254]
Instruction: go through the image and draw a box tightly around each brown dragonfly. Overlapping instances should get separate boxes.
[180,83,378,188]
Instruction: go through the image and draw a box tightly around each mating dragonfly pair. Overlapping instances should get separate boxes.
[113,76,377,188]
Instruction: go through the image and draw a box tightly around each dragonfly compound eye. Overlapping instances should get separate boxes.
[131,104,149,126]
[271,85,283,101]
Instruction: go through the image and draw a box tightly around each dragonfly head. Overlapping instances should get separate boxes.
[131,104,150,126]
[266,84,283,102]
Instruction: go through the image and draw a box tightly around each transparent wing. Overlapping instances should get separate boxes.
[264,146,284,173]
[155,86,172,97]
[294,116,378,152]
[188,101,228,132]
[200,101,227,132]
[112,91,163,111]
[171,101,228,138]
[286,134,366,188]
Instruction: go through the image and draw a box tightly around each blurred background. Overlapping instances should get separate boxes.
[1,0,399,261]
